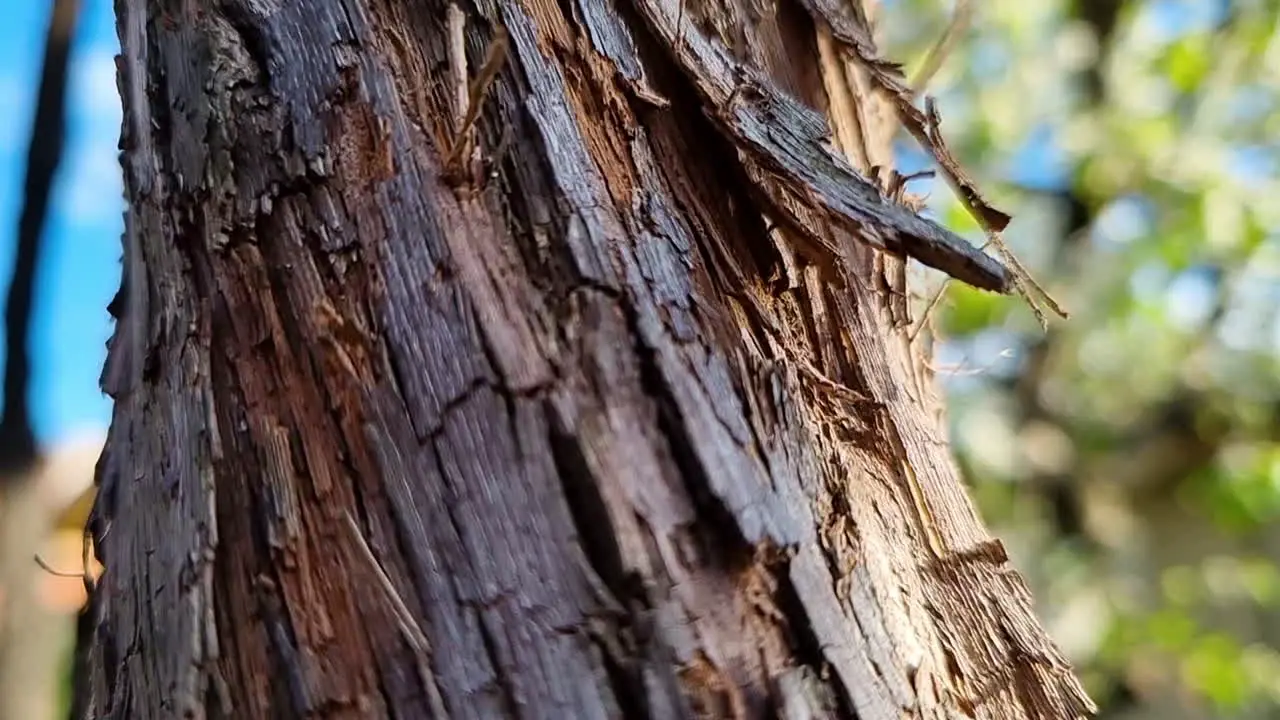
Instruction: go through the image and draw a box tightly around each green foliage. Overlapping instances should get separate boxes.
[1186,446,1280,532]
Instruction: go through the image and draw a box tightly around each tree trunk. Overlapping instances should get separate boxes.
[79,0,1094,718]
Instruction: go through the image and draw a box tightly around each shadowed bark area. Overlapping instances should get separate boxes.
[79,0,1093,718]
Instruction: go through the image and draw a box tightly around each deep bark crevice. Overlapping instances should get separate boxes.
[544,400,630,594]
[618,291,755,556]
[540,359,679,717]
[208,346,280,716]
[588,632,652,720]
[623,15,787,286]
[472,607,523,717]
[774,569,861,719]
[218,2,276,89]
[259,581,311,716]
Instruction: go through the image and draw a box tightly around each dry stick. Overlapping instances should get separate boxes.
[908,100,1064,327]
[921,98,1066,323]
[443,23,510,173]
[32,494,100,589]
[897,1,1059,339]
[80,527,95,595]
[903,0,970,343]
[674,0,687,58]
[32,553,82,579]
[836,1,1069,327]
[342,513,450,719]
[908,277,950,344]
[31,528,97,595]
[908,0,972,94]
[446,4,469,129]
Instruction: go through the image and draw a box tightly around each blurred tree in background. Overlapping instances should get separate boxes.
[0,1,95,719]
[880,0,1280,717]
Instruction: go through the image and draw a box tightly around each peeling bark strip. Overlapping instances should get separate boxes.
[784,0,1011,235]
[81,0,1091,719]
[777,0,1066,321]
[625,0,1011,292]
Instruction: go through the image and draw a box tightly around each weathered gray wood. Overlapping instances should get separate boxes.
[79,0,1091,718]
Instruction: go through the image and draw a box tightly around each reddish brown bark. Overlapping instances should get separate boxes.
[77,0,1093,718]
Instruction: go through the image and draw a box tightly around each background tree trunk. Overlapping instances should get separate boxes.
[79,0,1094,718]
[0,1,82,717]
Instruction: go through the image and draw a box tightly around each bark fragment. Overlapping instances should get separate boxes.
[626,0,1012,292]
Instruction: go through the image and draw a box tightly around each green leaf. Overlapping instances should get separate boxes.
[1147,607,1198,650]
[1182,634,1250,710]
[1162,37,1212,93]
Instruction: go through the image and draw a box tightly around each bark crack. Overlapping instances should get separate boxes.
[472,595,523,716]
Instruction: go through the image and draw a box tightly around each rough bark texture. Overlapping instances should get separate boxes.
[81,0,1093,718]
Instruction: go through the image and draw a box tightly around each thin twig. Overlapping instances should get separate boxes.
[908,277,950,344]
[674,0,687,58]
[909,0,973,95]
[921,98,1067,325]
[33,553,83,579]
[81,525,95,594]
[342,513,450,718]
[807,0,1070,320]
[443,24,510,174]
[446,4,469,129]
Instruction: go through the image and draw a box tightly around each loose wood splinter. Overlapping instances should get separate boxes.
[626,0,1018,294]
[443,7,510,182]
[33,553,83,579]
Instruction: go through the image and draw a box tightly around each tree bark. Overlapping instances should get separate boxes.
[79,0,1094,718]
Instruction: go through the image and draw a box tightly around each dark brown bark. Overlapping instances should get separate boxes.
[79,0,1093,718]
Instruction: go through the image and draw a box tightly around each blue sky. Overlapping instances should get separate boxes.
[1,0,119,445]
